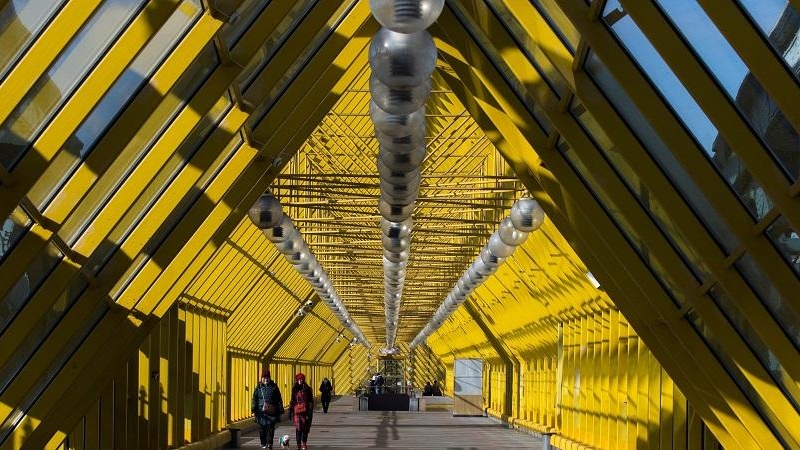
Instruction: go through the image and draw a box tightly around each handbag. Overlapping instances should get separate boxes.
[263,402,278,415]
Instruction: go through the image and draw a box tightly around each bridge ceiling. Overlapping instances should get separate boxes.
[3,0,800,447]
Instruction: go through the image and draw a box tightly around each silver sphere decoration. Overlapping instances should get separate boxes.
[380,179,419,200]
[263,215,295,243]
[370,101,425,137]
[378,159,421,184]
[376,128,425,151]
[369,0,445,34]
[368,28,437,88]
[379,198,415,222]
[384,248,410,263]
[498,217,529,246]
[480,246,505,268]
[370,74,431,115]
[378,145,426,173]
[488,233,516,258]
[276,233,305,255]
[248,193,284,229]
[510,198,545,232]
[382,234,411,252]
[284,249,308,266]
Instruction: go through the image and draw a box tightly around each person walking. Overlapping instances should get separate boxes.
[289,372,314,449]
[251,369,284,449]
[319,377,333,413]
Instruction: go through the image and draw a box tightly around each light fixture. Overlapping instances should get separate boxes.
[249,193,369,346]
[410,198,545,349]
[369,0,443,351]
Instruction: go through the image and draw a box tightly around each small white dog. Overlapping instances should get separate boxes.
[279,434,290,448]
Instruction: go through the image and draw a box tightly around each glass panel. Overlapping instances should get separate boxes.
[530,0,580,53]
[0,242,62,333]
[0,0,65,81]
[236,1,317,92]
[656,0,800,182]
[417,1,554,135]
[601,1,777,221]
[220,0,272,48]
[735,252,800,348]
[109,133,244,301]
[97,94,233,269]
[737,0,800,83]
[0,277,88,396]
[765,215,800,275]
[32,0,204,210]
[709,285,800,412]
[584,50,740,253]
[0,0,146,169]
[246,2,357,128]
[0,207,32,263]
[686,309,792,447]
[484,1,570,98]
[559,138,686,307]
[571,97,713,282]
[0,298,106,446]
[61,44,219,247]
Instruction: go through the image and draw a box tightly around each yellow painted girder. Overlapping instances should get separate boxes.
[434,3,771,447]
[0,0,103,127]
[0,0,182,221]
[131,1,375,320]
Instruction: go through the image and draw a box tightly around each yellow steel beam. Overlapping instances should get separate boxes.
[0,0,182,221]
[618,0,800,234]
[133,2,375,320]
[0,0,103,127]
[434,2,775,447]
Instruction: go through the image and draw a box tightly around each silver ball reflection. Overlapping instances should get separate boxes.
[370,101,425,137]
[370,74,431,115]
[498,217,529,246]
[263,215,295,243]
[369,0,444,34]
[248,193,284,229]
[510,198,545,232]
[369,28,436,88]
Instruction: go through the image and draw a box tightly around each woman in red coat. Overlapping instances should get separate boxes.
[289,372,314,449]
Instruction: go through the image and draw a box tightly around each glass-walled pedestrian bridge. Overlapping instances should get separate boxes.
[2,1,800,449]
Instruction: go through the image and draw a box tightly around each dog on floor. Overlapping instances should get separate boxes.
[279,434,290,448]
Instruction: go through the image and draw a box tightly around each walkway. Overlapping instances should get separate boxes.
[239,396,544,449]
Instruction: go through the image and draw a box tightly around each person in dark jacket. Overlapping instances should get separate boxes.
[319,377,333,413]
[431,380,442,396]
[423,381,433,396]
[289,372,314,449]
[251,368,284,449]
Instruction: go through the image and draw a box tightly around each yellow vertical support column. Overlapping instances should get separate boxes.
[636,333,649,447]
[626,329,639,448]
[674,386,688,450]
[688,403,704,450]
[137,344,150,449]
[98,381,114,450]
[647,348,661,445]
[113,366,127,450]
[148,324,160,448]
[599,311,610,448]
[184,308,194,444]
[84,400,99,450]
[617,315,631,450]
[660,368,675,449]
[167,308,179,447]
[579,316,589,444]
[607,310,620,449]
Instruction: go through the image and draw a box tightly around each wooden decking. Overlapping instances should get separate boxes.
[238,396,544,449]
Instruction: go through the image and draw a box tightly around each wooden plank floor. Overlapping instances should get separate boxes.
[240,396,544,449]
